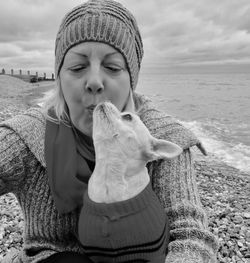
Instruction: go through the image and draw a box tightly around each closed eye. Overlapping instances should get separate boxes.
[105,66,123,73]
[69,65,87,72]
[122,113,133,121]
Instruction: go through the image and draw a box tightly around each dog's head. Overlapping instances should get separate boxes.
[93,101,182,163]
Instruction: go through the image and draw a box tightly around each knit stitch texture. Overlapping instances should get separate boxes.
[0,93,218,263]
[79,183,168,263]
[55,0,143,89]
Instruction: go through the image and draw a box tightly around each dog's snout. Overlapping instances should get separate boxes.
[95,101,111,112]
[94,102,120,117]
[95,102,105,112]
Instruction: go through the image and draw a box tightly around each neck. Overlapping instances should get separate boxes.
[88,155,150,203]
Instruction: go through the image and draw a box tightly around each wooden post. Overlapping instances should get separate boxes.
[11,69,14,75]
[44,73,46,80]
[36,72,38,77]
[52,73,54,80]
[1,68,5,74]
[28,70,30,76]
[19,69,22,75]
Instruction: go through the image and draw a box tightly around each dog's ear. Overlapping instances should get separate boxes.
[145,138,183,161]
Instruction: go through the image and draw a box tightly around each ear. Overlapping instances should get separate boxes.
[145,138,183,161]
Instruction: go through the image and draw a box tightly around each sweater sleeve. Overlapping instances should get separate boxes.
[148,148,218,263]
[0,127,31,195]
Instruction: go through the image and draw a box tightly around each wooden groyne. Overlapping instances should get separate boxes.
[0,68,55,83]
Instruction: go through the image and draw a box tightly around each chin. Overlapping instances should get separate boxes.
[82,123,93,137]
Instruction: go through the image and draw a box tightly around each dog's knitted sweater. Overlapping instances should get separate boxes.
[79,183,168,263]
[0,93,218,263]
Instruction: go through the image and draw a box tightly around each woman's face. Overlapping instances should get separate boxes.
[60,42,131,136]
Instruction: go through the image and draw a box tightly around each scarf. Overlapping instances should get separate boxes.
[45,117,95,214]
[45,91,135,214]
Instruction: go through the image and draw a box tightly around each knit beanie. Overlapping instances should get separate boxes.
[55,0,144,90]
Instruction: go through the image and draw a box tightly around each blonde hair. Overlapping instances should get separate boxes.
[40,78,70,124]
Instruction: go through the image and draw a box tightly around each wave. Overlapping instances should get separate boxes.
[181,120,250,174]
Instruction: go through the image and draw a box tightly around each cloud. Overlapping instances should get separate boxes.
[133,0,250,67]
[0,43,22,58]
[0,0,83,73]
[0,1,85,41]
[0,0,250,73]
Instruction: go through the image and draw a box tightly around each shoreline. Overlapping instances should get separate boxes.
[23,81,55,107]
[0,76,249,262]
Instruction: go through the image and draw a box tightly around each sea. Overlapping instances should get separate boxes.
[137,71,250,174]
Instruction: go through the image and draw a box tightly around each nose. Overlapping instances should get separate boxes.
[85,66,104,95]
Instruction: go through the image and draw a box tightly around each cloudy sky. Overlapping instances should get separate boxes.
[0,0,250,76]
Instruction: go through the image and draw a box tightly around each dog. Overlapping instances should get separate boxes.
[78,101,182,263]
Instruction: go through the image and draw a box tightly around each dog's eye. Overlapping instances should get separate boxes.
[122,113,133,121]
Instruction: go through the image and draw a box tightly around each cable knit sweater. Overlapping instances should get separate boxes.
[0,93,218,263]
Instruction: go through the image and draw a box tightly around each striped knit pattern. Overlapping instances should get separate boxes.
[0,93,218,263]
[55,0,144,90]
[78,183,168,263]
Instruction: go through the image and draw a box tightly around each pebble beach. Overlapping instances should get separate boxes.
[0,75,249,263]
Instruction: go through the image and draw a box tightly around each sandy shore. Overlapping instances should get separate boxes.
[0,75,55,122]
[0,76,249,262]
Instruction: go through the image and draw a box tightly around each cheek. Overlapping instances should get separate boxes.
[106,76,130,110]
[109,90,129,110]
[60,77,83,106]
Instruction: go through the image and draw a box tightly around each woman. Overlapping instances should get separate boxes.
[0,0,218,262]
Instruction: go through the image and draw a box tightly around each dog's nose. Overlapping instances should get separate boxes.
[94,102,120,119]
[94,102,109,115]
[95,102,105,112]
[96,101,114,111]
